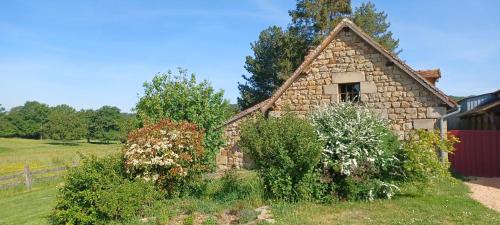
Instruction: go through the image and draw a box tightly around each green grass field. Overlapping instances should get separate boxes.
[0,138,498,224]
[0,138,121,225]
[270,179,500,224]
[0,138,121,175]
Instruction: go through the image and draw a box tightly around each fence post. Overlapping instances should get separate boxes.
[23,164,32,190]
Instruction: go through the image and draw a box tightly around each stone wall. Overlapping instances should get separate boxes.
[272,29,446,139]
[217,28,449,170]
[217,113,256,170]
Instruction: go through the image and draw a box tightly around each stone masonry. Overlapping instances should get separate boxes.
[217,23,453,170]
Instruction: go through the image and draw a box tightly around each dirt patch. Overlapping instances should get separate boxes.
[464,177,500,212]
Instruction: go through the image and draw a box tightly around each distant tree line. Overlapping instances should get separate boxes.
[0,102,137,143]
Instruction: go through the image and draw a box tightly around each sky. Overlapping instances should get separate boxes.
[1,0,499,113]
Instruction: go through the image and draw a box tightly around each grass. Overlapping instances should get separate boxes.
[0,138,121,175]
[0,138,498,224]
[0,179,60,225]
[270,178,500,224]
[148,172,500,225]
[0,138,120,224]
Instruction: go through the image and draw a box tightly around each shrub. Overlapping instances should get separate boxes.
[399,129,459,182]
[123,120,206,197]
[210,170,263,203]
[309,103,401,200]
[238,113,325,202]
[50,155,161,225]
[136,68,232,171]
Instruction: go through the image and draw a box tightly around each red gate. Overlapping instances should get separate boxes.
[449,130,500,177]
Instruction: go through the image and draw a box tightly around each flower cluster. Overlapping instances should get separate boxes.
[310,103,396,176]
[309,102,402,201]
[123,120,205,195]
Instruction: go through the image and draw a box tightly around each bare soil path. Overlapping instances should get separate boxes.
[464,177,500,212]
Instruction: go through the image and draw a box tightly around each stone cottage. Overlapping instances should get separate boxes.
[217,19,457,170]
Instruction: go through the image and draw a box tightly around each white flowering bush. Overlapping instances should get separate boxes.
[310,102,401,200]
[123,120,206,197]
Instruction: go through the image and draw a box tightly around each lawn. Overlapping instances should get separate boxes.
[0,138,121,175]
[0,180,60,225]
[0,138,498,225]
[0,138,121,224]
[270,178,500,224]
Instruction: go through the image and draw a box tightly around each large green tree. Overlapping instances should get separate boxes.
[88,106,122,143]
[8,101,50,139]
[352,2,400,54]
[0,104,16,137]
[43,104,86,142]
[238,0,400,108]
[117,113,138,143]
[136,68,231,170]
[290,0,352,41]
[238,27,308,108]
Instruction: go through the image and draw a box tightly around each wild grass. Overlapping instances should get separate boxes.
[271,178,500,224]
[0,179,60,225]
[0,138,121,175]
[0,138,498,224]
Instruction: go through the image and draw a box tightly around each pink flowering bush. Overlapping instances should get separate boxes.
[123,120,206,197]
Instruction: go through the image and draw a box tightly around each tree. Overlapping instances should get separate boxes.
[117,113,138,143]
[0,104,16,137]
[88,106,121,143]
[43,105,86,142]
[136,68,231,170]
[8,101,50,139]
[238,0,400,108]
[289,0,352,41]
[352,2,400,54]
[238,27,308,108]
[78,109,95,143]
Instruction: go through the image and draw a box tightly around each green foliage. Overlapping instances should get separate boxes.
[210,170,263,203]
[136,68,231,170]
[43,104,86,142]
[50,154,161,225]
[352,1,400,54]
[238,1,400,108]
[7,101,50,139]
[238,27,308,109]
[117,113,139,143]
[399,130,459,182]
[310,103,401,200]
[123,120,206,198]
[289,0,352,39]
[0,114,16,138]
[239,113,325,202]
[88,106,122,143]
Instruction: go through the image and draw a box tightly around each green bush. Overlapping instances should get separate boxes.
[238,113,325,202]
[50,155,161,225]
[123,120,206,198]
[399,129,459,182]
[309,103,401,200]
[210,170,263,203]
[136,68,232,171]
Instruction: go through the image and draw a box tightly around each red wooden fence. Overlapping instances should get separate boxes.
[449,130,500,177]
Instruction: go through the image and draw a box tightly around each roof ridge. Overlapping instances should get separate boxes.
[260,18,455,112]
[222,18,456,127]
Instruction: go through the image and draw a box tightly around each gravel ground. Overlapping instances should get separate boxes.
[464,177,500,213]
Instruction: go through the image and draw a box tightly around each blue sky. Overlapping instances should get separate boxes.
[1,0,499,112]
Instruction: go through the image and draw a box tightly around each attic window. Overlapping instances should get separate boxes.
[342,27,350,32]
[385,61,395,67]
[339,83,360,102]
